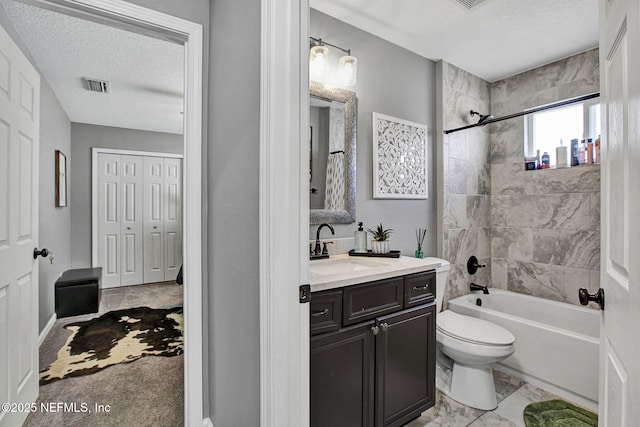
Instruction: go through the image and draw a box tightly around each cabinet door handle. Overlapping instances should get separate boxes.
[413,285,429,291]
[371,326,379,336]
[380,322,389,332]
[311,308,329,317]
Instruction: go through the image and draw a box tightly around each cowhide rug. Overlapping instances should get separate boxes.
[40,306,183,385]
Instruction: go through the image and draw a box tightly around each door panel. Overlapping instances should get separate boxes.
[0,120,8,247]
[376,304,435,427]
[600,0,640,424]
[143,156,164,283]
[0,22,39,427]
[16,273,32,388]
[120,155,143,286]
[97,153,121,288]
[311,323,375,427]
[163,158,182,280]
[0,284,8,405]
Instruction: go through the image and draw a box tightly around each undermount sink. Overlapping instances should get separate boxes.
[309,257,387,276]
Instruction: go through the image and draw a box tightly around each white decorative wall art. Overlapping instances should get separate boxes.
[373,112,428,199]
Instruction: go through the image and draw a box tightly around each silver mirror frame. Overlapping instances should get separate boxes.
[309,81,357,225]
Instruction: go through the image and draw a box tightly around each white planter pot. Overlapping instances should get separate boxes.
[371,240,390,254]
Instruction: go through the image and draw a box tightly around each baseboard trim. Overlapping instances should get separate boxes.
[39,313,57,347]
[203,417,213,427]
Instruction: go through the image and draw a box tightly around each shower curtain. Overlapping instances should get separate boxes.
[325,106,345,210]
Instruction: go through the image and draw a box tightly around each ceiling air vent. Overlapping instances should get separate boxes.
[83,78,110,93]
[451,0,487,10]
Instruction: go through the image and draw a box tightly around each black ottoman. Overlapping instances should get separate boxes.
[55,267,102,318]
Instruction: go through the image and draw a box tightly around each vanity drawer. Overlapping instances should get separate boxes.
[404,271,436,308]
[343,277,404,326]
[310,289,343,336]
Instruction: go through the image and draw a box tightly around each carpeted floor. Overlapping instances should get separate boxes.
[24,282,184,427]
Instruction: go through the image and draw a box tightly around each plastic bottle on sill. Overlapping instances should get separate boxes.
[587,138,594,164]
[579,139,587,165]
[595,135,601,164]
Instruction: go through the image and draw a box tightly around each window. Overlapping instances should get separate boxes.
[525,97,601,168]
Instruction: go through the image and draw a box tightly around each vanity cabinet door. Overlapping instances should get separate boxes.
[311,322,375,427]
[375,303,436,427]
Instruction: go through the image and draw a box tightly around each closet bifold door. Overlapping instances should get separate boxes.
[143,156,165,283]
[163,158,182,281]
[119,155,144,286]
[97,153,122,288]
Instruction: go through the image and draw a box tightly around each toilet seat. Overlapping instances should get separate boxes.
[437,311,515,346]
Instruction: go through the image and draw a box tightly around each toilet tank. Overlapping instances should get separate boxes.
[433,259,450,313]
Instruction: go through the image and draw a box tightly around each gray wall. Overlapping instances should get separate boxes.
[310,10,437,257]
[39,78,72,332]
[208,0,261,425]
[490,49,601,307]
[437,61,492,307]
[69,123,182,268]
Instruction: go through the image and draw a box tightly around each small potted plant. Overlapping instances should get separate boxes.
[367,223,393,254]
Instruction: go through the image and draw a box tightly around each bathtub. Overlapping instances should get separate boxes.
[447,289,600,410]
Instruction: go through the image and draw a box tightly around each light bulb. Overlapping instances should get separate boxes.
[339,55,357,86]
[310,45,329,82]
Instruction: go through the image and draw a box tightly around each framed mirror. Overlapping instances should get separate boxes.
[309,81,357,224]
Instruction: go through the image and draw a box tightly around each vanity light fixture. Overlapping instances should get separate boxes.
[310,43,330,82]
[310,37,358,87]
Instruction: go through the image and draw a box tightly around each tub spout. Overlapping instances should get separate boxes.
[470,283,489,295]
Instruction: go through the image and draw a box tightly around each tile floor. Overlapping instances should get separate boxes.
[405,370,572,426]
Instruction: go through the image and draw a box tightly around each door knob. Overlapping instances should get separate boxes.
[579,288,605,310]
[33,248,49,259]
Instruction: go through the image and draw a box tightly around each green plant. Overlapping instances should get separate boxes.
[367,223,393,241]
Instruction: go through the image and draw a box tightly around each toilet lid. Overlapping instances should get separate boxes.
[437,311,515,346]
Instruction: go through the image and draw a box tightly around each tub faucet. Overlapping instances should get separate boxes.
[312,223,335,259]
[470,283,489,294]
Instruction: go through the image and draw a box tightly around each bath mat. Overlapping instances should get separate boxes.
[40,306,183,385]
[523,399,598,427]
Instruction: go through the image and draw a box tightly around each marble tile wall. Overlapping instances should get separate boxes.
[440,62,492,307]
[489,49,601,308]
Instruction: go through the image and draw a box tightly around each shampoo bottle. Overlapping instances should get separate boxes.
[354,222,367,253]
[587,138,594,164]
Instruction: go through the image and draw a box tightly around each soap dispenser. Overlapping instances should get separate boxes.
[354,222,367,253]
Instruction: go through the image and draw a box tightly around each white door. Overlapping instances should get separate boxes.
[120,155,143,286]
[143,156,165,283]
[97,153,121,288]
[0,24,40,427]
[599,0,640,424]
[163,158,182,281]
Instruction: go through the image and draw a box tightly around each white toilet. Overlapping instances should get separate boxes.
[433,259,515,410]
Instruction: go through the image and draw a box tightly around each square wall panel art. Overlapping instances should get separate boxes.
[373,112,428,199]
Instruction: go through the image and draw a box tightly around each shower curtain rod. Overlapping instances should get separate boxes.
[443,92,600,135]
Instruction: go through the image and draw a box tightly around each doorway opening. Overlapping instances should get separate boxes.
[0,0,203,425]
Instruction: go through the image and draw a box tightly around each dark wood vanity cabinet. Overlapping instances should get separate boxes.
[310,270,436,427]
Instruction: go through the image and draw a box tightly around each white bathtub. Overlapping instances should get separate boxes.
[447,289,600,410]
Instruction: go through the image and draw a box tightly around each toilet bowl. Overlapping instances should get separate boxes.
[432,259,516,410]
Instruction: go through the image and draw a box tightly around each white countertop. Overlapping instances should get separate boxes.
[309,254,442,292]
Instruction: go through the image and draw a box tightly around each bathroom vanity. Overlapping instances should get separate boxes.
[309,256,441,427]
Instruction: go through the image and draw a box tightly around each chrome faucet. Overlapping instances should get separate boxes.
[312,223,335,259]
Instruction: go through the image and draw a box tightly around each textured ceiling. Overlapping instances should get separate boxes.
[310,0,599,82]
[1,0,184,134]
